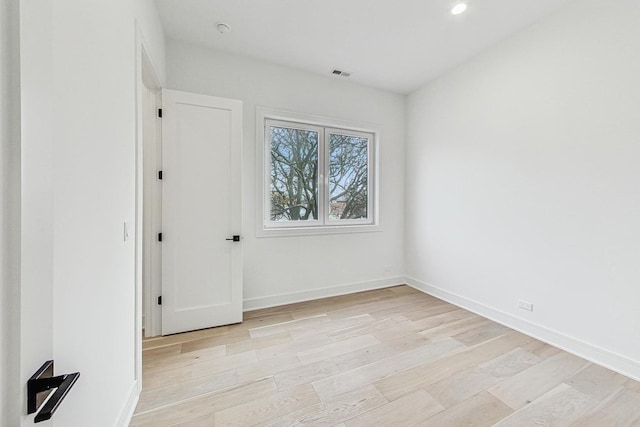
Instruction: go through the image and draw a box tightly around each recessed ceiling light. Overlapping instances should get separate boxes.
[216,23,231,34]
[451,3,467,15]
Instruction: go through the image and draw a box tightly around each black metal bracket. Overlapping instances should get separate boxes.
[225,235,241,242]
[28,361,80,423]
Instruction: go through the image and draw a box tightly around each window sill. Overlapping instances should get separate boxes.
[256,223,381,238]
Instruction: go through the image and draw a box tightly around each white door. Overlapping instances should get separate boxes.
[161,89,243,335]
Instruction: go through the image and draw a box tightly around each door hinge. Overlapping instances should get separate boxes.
[158,108,163,118]
[158,170,163,180]
[157,296,162,305]
[157,232,163,242]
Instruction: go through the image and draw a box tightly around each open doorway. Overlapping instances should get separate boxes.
[137,64,244,348]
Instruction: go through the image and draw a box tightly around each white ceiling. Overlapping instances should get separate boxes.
[155,0,569,93]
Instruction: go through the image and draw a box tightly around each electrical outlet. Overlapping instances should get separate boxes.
[518,300,533,312]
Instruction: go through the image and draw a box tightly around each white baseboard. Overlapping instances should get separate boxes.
[243,276,405,312]
[405,276,640,382]
[116,381,139,427]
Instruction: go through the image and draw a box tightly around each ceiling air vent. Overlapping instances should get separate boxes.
[331,69,351,77]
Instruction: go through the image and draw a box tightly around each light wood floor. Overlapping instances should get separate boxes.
[131,286,640,426]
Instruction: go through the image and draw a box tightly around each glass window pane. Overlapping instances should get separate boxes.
[270,126,319,222]
[328,133,368,220]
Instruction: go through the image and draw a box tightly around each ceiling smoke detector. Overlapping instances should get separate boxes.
[331,69,351,77]
[216,23,231,34]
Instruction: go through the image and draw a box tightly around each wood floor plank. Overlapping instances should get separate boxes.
[288,314,375,340]
[331,331,432,372]
[487,351,590,410]
[493,383,598,426]
[231,312,295,329]
[142,343,226,375]
[411,308,477,331]
[284,290,399,320]
[387,285,422,295]
[142,350,257,389]
[370,320,430,342]
[624,378,640,393]
[415,391,512,427]
[402,302,460,321]
[478,347,542,379]
[326,314,413,342]
[255,333,333,361]
[141,343,182,360]
[136,368,237,413]
[246,292,394,332]
[313,338,464,401]
[179,329,250,354]
[274,359,341,391]
[213,383,320,427]
[257,385,388,427]
[166,414,216,427]
[520,339,562,359]
[322,294,425,321]
[426,366,499,407]
[451,321,512,347]
[344,389,443,427]
[226,330,292,355]
[130,378,277,426]
[297,334,380,365]
[375,331,533,401]
[570,386,640,426]
[248,314,331,338]
[367,300,450,321]
[419,315,492,341]
[566,363,628,401]
[236,353,301,384]
[142,326,230,350]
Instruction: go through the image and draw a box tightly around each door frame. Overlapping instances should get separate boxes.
[134,22,163,396]
[140,58,163,340]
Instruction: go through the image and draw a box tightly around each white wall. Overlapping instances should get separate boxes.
[166,40,406,308]
[16,0,165,425]
[406,0,640,379]
[19,2,55,427]
[0,0,21,424]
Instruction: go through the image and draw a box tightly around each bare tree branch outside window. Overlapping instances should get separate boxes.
[329,134,368,220]
[270,126,318,221]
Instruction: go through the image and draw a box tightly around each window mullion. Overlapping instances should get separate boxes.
[318,127,327,225]
[324,129,331,225]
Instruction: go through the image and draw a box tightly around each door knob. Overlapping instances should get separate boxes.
[225,235,240,242]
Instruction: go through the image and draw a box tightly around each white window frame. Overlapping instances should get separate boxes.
[257,106,380,237]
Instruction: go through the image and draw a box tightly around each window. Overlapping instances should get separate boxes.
[259,109,377,236]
